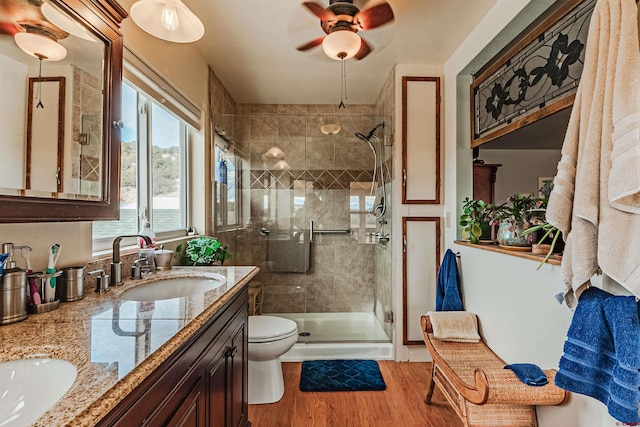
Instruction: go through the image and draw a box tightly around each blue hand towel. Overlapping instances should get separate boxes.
[555,287,640,424]
[504,363,548,386]
[602,294,640,423]
[435,249,464,311]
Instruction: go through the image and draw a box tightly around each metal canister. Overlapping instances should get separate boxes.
[57,266,85,302]
[0,269,27,325]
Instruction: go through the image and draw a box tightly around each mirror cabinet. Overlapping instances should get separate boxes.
[0,0,127,222]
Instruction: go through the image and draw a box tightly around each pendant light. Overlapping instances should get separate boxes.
[320,123,341,135]
[14,24,67,61]
[41,2,96,42]
[130,0,204,43]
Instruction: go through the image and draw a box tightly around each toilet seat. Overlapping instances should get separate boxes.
[249,316,298,343]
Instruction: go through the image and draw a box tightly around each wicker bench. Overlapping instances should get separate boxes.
[421,314,567,427]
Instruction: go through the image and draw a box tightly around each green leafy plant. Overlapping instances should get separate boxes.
[490,193,544,226]
[460,198,494,243]
[176,236,231,266]
[521,221,561,268]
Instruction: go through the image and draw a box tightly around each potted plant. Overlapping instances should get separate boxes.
[176,236,231,266]
[459,197,495,243]
[490,193,544,248]
[521,220,563,268]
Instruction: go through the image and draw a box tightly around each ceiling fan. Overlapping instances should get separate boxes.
[296,0,394,61]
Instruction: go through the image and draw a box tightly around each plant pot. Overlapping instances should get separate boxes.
[497,220,534,247]
[479,222,494,240]
[532,243,552,255]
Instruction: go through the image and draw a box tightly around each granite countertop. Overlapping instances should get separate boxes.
[0,265,259,427]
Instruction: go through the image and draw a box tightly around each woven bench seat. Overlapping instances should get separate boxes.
[421,314,567,427]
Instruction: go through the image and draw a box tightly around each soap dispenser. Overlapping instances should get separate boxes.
[0,243,28,325]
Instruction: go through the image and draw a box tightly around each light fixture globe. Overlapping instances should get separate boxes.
[14,31,67,61]
[320,123,341,135]
[130,0,204,43]
[41,2,96,42]
[273,160,291,170]
[322,30,361,60]
[264,146,285,159]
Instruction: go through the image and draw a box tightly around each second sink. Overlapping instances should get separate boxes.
[121,275,227,301]
[0,358,77,427]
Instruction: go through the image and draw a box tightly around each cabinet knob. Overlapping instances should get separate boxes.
[225,346,237,358]
[112,120,124,129]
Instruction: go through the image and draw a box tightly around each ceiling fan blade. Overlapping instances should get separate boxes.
[0,22,20,35]
[354,37,372,60]
[296,36,325,51]
[355,2,394,30]
[302,2,335,21]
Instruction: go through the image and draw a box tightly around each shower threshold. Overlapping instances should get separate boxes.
[274,312,394,361]
[281,342,394,362]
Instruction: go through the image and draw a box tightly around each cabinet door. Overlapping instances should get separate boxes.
[402,217,441,345]
[206,309,248,427]
[165,376,207,427]
[402,76,441,204]
[207,342,229,427]
[228,315,248,427]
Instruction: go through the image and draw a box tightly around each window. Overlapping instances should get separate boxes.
[93,81,188,251]
[214,141,241,231]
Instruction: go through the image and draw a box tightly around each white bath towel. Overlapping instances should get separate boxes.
[546,0,640,308]
[426,311,481,343]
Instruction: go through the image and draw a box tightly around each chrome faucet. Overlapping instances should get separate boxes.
[111,235,152,286]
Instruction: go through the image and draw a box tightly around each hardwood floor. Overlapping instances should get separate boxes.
[248,361,463,427]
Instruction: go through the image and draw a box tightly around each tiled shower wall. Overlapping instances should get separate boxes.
[72,66,102,198]
[227,104,387,314]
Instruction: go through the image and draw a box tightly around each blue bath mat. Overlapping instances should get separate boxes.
[300,359,386,392]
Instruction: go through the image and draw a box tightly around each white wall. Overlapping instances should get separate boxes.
[441,1,621,426]
[481,149,561,203]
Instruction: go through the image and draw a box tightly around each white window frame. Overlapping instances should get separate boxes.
[92,80,190,253]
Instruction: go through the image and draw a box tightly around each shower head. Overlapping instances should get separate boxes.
[355,132,376,152]
[355,132,369,142]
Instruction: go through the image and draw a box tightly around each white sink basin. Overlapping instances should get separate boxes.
[0,358,77,427]
[121,275,227,301]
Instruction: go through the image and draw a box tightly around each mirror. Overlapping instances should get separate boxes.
[0,0,126,221]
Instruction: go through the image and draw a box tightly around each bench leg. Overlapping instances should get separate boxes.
[425,363,436,404]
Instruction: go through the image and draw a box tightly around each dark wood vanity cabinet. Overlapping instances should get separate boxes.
[97,287,249,427]
[206,309,247,427]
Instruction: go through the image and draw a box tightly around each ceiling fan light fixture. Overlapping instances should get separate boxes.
[322,30,360,60]
[130,0,204,43]
[14,31,67,61]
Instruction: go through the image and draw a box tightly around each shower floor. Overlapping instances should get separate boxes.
[274,312,394,362]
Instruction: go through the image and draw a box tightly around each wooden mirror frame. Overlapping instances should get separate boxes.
[0,0,127,222]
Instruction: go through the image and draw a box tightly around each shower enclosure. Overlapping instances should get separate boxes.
[215,107,393,360]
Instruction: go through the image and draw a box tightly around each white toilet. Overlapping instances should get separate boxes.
[248,315,298,404]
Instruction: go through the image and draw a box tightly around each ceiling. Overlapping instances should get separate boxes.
[187,0,497,105]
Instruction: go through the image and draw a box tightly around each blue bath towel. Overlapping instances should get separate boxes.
[435,249,464,311]
[554,287,640,423]
[504,363,548,386]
